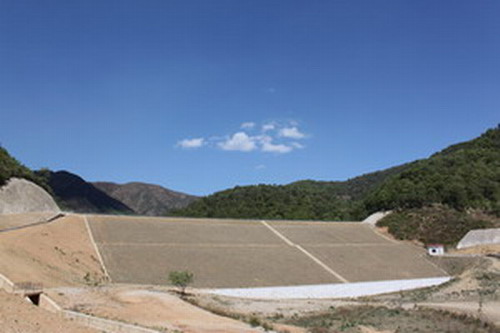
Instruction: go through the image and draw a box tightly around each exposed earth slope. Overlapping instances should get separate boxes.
[0,214,105,287]
[94,181,198,215]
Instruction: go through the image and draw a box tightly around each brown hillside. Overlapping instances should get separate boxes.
[93,181,198,216]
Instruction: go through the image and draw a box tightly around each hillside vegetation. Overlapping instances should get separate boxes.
[365,127,500,215]
[172,127,500,225]
[0,146,49,190]
[377,205,496,245]
[171,164,410,220]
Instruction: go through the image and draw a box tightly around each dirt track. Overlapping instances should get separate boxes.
[48,285,261,333]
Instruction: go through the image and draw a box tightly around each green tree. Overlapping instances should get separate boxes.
[168,270,194,295]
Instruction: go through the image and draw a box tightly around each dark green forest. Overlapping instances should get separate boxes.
[170,163,409,221]
[172,127,500,223]
[365,127,500,215]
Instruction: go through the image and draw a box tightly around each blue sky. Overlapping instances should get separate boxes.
[1,1,499,195]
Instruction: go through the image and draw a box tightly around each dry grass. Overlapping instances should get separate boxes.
[284,305,498,333]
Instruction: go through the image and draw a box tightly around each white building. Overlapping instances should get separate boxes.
[427,244,445,256]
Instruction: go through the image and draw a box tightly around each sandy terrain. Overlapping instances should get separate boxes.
[0,290,98,333]
[0,214,105,287]
[48,285,263,333]
[0,212,55,230]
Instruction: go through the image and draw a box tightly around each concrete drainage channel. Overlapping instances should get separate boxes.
[207,276,452,299]
[0,272,162,333]
[0,213,66,233]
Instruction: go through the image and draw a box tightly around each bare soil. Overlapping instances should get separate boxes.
[47,285,262,333]
[0,212,55,230]
[0,290,98,333]
[0,214,105,287]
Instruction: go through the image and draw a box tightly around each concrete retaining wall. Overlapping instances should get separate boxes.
[1,270,160,333]
[208,276,451,299]
[39,293,62,313]
[62,311,160,333]
[457,228,500,249]
[0,213,65,233]
[0,272,15,293]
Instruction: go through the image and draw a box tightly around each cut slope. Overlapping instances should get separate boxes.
[93,181,198,216]
[0,178,59,214]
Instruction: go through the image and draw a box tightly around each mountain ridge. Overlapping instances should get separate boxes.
[93,181,198,216]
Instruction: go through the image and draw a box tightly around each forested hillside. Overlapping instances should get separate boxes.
[171,164,410,220]
[172,127,500,221]
[365,127,500,215]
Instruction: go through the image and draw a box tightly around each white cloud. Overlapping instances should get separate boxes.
[279,126,306,139]
[218,132,257,152]
[255,164,266,170]
[176,120,308,154]
[262,123,275,132]
[261,141,293,154]
[177,138,205,149]
[241,122,255,129]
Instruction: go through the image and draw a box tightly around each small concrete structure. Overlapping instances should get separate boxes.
[427,244,445,256]
[457,228,500,249]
